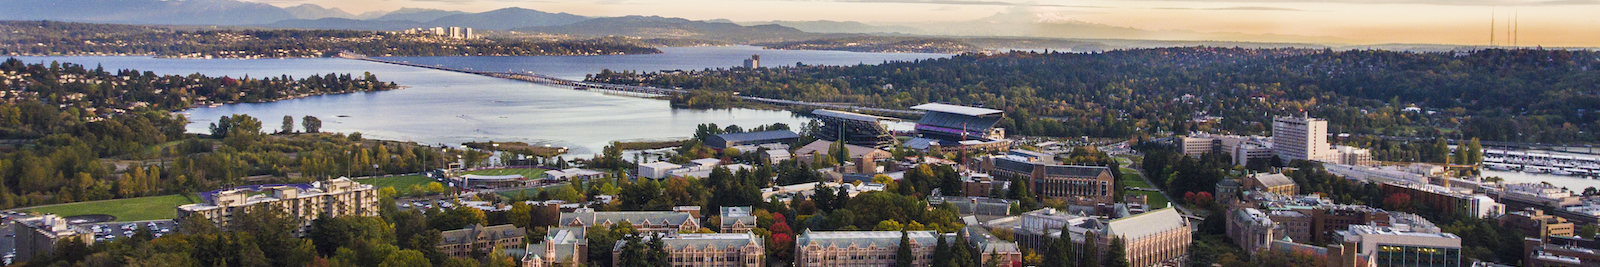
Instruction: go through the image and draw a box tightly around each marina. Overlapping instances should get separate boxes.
[1483,148,1600,178]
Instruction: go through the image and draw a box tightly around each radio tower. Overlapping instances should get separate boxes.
[1488,8,1496,47]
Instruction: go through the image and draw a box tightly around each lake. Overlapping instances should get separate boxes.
[15,46,949,155]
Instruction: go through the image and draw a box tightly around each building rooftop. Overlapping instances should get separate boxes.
[911,103,1004,117]
[1250,173,1296,188]
[710,130,800,144]
[814,109,894,123]
[796,230,939,249]
[1102,208,1189,240]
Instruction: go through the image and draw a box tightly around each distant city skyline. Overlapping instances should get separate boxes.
[246,0,1599,47]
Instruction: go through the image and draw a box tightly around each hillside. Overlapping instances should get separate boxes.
[516,16,829,44]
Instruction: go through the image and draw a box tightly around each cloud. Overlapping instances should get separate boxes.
[780,0,1105,7]
[1127,0,1598,6]
[1155,6,1309,11]
[932,5,962,10]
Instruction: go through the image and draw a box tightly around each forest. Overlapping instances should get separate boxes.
[0,21,661,58]
[589,47,1600,144]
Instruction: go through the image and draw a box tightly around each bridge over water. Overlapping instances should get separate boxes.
[339,53,925,116]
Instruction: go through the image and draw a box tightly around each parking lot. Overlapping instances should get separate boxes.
[83,220,178,242]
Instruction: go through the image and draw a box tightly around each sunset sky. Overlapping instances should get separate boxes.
[244,0,1600,47]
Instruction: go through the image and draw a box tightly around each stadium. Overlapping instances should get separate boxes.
[812,109,898,149]
[903,103,1011,152]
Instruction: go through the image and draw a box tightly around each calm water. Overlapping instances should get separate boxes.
[15,46,949,155]
[1484,170,1600,190]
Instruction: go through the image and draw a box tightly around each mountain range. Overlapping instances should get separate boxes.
[516,16,825,44]
[0,0,1378,48]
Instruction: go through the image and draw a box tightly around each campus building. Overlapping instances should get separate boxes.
[438,224,527,258]
[718,206,757,233]
[1500,208,1576,239]
[794,230,938,267]
[1336,225,1463,267]
[611,233,765,267]
[558,210,701,234]
[176,177,380,236]
[959,225,1023,267]
[983,150,1117,204]
[1091,208,1193,267]
[1243,173,1297,196]
[12,214,94,263]
[1014,207,1094,252]
[524,227,588,267]
[1524,235,1600,267]
[1227,208,1283,255]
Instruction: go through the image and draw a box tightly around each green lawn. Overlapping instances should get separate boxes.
[22,194,198,222]
[1119,170,1155,189]
[1114,166,1169,209]
[357,175,436,195]
[1132,191,1170,209]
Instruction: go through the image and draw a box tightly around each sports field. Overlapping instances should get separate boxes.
[21,194,199,221]
[357,175,437,196]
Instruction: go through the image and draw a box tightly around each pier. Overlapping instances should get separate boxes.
[339,52,924,116]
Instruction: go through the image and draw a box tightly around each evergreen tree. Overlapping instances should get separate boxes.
[1083,236,1099,267]
[897,230,915,267]
[950,232,975,267]
[934,233,952,264]
[1102,237,1128,267]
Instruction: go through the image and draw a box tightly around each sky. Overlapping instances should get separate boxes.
[244,0,1600,46]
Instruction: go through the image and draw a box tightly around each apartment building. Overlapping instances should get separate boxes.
[176,177,379,235]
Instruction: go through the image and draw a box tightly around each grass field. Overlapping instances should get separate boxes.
[465,168,548,179]
[1115,167,1169,209]
[357,175,436,195]
[1119,169,1155,189]
[1132,191,1170,209]
[22,194,198,221]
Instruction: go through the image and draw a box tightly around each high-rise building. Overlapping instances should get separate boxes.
[448,27,463,39]
[464,28,474,39]
[12,214,94,263]
[176,177,380,236]
[1273,115,1334,162]
[742,55,760,69]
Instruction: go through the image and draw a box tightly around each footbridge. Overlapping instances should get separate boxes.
[339,52,923,116]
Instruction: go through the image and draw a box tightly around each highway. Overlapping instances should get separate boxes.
[340,53,926,116]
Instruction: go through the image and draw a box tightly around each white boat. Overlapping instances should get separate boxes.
[1552,169,1574,176]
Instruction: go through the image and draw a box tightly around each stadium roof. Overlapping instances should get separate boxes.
[711,130,800,143]
[814,109,894,122]
[911,103,1003,117]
